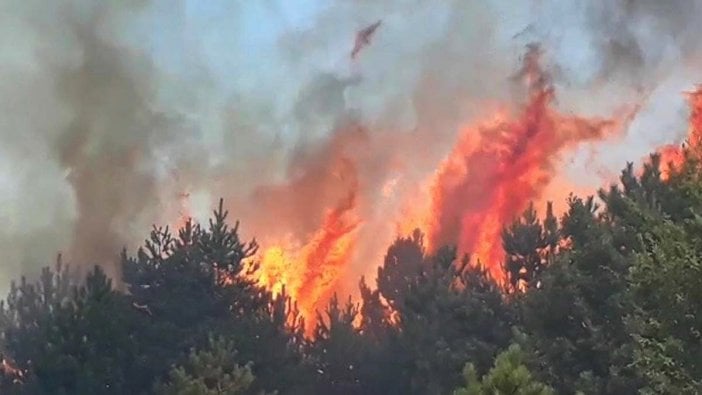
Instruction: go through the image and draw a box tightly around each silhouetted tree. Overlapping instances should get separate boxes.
[502,202,559,292]
[399,247,514,394]
[7,141,702,395]
[0,265,147,394]
[308,294,366,394]
[376,229,426,315]
[356,278,409,394]
[122,199,310,394]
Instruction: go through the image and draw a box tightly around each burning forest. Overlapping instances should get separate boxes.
[3,1,702,394]
[249,44,641,321]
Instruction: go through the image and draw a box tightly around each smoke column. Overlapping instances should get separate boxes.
[1,1,702,318]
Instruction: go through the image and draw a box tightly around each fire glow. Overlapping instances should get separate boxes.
[248,46,641,328]
[657,86,702,178]
[425,45,638,280]
[169,49,702,333]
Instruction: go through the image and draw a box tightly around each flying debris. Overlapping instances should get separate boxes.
[132,302,153,316]
[351,20,382,59]
[512,24,536,40]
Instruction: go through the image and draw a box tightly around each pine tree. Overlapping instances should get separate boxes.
[308,294,366,394]
[376,229,426,315]
[356,278,409,394]
[122,199,311,394]
[357,277,391,342]
[600,148,702,393]
[399,247,514,394]
[502,202,559,292]
[628,220,702,394]
[624,161,702,394]
[517,196,640,394]
[155,336,261,395]
[0,264,148,394]
[453,344,553,395]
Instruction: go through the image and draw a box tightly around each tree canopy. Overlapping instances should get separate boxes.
[3,150,702,394]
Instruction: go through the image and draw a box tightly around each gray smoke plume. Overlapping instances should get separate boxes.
[1,0,701,296]
[521,0,702,185]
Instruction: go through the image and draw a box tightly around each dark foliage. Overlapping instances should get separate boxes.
[3,151,702,394]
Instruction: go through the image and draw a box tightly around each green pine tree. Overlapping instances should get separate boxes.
[453,344,553,395]
[516,195,641,394]
[502,202,559,292]
[155,336,262,395]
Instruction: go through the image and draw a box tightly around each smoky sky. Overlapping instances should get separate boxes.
[1,0,701,292]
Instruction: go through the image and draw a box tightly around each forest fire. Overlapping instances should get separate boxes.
[657,86,702,178]
[7,2,702,392]
[249,45,638,324]
[251,139,363,328]
[425,45,637,280]
[258,168,360,322]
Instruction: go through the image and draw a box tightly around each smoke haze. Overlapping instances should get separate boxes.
[1,0,701,308]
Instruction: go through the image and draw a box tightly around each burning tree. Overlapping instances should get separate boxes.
[0,200,314,394]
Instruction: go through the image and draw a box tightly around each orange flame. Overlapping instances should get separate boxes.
[657,86,702,179]
[257,157,361,333]
[178,46,650,330]
[426,45,635,280]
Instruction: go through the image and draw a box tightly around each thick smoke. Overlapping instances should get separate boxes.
[517,0,702,182]
[585,0,702,84]
[1,0,700,303]
[0,1,164,284]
